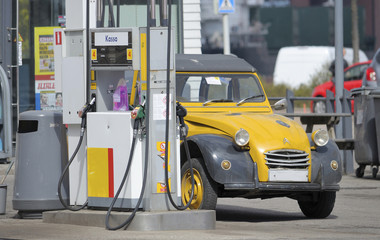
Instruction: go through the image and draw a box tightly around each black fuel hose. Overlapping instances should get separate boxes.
[105,0,153,230]
[164,0,195,210]
[58,117,88,211]
[105,119,145,230]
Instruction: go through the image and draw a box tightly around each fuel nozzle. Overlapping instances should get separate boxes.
[78,97,96,119]
[176,102,188,138]
[131,100,146,120]
[176,102,187,123]
[78,97,96,136]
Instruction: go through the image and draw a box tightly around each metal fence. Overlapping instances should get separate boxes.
[269,89,354,174]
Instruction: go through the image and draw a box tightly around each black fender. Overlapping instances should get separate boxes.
[184,134,255,185]
[309,138,343,189]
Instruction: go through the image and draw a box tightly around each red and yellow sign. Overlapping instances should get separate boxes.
[156,179,171,193]
[91,49,97,60]
[87,148,114,198]
[157,141,171,171]
[127,48,132,60]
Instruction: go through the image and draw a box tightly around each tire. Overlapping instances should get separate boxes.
[298,191,336,218]
[372,167,378,179]
[181,158,218,210]
[313,100,326,113]
[355,165,365,178]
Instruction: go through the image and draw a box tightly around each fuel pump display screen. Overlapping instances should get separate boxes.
[91,31,133,67]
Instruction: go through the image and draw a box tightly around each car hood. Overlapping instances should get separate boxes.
[313,81,334,96]
[185,112,310,152]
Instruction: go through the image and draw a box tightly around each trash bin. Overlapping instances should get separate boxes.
[13,111,68,218]
[352,88,380,178]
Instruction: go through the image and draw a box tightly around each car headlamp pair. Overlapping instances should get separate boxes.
[312,129,329,147]
[235,128,329,147]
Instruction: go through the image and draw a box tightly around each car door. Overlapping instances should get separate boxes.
[343,63,369,91]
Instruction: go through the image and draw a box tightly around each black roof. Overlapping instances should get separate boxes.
[176,54,256,73]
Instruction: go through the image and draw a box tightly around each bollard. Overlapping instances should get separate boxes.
[0,184,7,214]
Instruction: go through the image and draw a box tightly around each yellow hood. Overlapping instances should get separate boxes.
[186,112,309,151]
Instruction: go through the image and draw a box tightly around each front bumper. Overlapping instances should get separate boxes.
[223,162,340,192]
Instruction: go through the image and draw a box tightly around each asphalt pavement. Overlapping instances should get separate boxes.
[0,160,379,240]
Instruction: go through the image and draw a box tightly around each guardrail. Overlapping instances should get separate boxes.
[269,89,354,174]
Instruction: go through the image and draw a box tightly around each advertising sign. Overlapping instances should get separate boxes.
[34,27,62,110]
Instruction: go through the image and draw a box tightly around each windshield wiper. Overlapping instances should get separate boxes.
[203,99,233,106]
[236,94,264,106]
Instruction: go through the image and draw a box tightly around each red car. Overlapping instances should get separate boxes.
[311,61,371,113]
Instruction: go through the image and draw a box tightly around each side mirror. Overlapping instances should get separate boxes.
[272,98,287,111]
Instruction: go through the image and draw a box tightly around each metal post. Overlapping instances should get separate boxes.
[223,14,230,55]
[326,90,334,113]
[16,0,19,123]
[150,0,157,27]
[342,89,353,173]
[286,89,294,115]
[334,0,343,139]
[0,66,13,159]
[160,0,168,27]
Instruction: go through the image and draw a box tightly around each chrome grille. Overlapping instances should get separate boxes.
[264,149,310,169]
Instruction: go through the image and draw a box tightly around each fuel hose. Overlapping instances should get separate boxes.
[164,0,195,210]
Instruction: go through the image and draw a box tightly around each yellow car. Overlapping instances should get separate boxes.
[176,54,342,218]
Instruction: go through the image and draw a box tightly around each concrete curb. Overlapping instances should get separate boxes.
[43,209,216,231]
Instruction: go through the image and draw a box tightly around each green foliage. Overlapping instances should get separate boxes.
[19,0,30,58]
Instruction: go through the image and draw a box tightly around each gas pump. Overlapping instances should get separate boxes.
[59,0,199,231]
[61,8,181,208]
[85,27,145,210]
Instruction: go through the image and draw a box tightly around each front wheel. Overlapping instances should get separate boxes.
[298,191,336,218]
[181,158,217,210]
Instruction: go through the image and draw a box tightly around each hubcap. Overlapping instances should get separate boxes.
[181,168,203,209]
[314,101,326,113]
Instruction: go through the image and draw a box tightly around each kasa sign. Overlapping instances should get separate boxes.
[95,32,129,46]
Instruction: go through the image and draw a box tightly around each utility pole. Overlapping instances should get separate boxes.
[334,0,343,139]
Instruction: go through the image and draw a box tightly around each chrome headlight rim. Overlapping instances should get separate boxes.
[235,128,250,147]
[312,129,329,147]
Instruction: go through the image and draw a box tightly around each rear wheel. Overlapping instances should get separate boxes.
[372,166,378,178]
[298,191,336,218]
[181,158,217,210]
[355,165,365,178]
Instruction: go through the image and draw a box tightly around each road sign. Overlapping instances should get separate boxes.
[218,0,235,14]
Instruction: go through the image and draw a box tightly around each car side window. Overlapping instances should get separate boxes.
[344,64,368,81]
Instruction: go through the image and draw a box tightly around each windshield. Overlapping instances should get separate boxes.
[176,74,265,103]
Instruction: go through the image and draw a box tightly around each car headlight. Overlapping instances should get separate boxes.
[312,129,329,147]
[235,128,250,146]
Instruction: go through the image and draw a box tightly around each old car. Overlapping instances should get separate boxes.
[176,54,342,218]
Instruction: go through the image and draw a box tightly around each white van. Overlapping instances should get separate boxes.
[273,46,368,88]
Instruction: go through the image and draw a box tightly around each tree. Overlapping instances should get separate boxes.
[351,0,359,63]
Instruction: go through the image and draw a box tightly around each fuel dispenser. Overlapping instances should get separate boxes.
[87,27,180,211]
[61,26,181,211]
